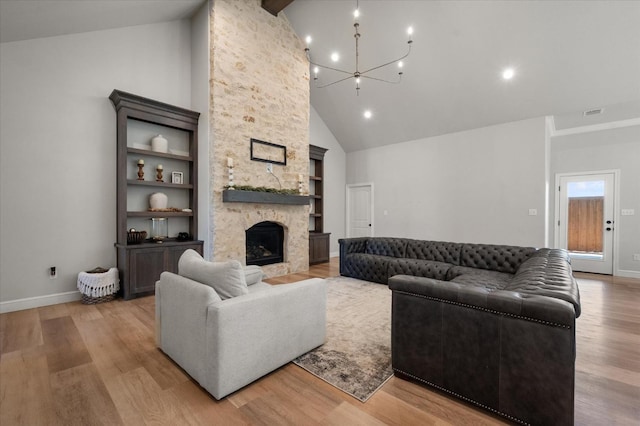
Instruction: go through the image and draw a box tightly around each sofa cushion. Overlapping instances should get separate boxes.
[389,258,452,281]
[405,239,462,264]
[178,249,248,299]
[460,244,537,274]
[450,273,512,291]
[342,253,391,284]
[365,238,407,258]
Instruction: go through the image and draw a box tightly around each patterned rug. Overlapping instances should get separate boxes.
[293,276,392,402]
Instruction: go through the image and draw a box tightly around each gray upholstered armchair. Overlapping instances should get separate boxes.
[155,251,327,400]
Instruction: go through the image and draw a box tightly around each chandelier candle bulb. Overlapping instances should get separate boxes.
[137,159,144,165]
[227,157,233,167]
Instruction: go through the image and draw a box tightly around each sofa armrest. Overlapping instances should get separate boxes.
[202,278,327,399]
[338,237,368,275]
[388,274,575,327]
[155,272,222,383]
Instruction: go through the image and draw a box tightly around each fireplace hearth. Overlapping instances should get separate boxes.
[246,221,284,266]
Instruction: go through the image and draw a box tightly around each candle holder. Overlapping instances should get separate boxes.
[137,163,144,180]
[228,165,235,189]
[156,166,164,182]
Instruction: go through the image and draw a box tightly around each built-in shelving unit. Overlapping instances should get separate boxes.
[309,145,330,264]
[109,89,203,299]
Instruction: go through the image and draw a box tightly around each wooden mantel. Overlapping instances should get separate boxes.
[222,189,309,205]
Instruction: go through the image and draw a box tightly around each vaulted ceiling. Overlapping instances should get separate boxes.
[2,0,639,153]
[284,0,640,152]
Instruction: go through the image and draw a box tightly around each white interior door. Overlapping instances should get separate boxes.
[347,183,373,238]
[556,172,615,274]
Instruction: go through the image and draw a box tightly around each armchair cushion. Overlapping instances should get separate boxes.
[178,249,248,299]
[244,265,265,286]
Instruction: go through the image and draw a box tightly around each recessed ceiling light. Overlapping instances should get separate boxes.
[502,67,515,80]
[398,61,404,68]
[364,110,372,119]
[331,52,340,62]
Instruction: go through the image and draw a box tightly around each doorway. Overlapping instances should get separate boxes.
[346,183,373,238]
[555,172,617,274]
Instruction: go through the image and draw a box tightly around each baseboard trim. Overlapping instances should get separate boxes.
[0,291,82,314]
[616,269,640,280]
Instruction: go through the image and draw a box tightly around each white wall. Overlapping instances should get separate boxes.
[346,117,547,247]
[309,106,346,256]
[550,125,640,277]
[0,21,196,308]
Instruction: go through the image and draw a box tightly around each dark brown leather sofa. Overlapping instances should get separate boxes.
[338,237,581,425]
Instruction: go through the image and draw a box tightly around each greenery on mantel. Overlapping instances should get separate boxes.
[224,185,299,195]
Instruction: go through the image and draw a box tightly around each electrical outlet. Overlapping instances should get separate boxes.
[633,254,640,261]
[266,163,273,173]
[528,209,537,216]
[621,209,635,216]
[49,266,57,279]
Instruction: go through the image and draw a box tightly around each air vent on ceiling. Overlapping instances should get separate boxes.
[583,108,604,117]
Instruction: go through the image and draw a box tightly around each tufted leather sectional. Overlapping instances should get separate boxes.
[338,237,581,425]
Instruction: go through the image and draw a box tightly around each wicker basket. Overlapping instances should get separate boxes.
[127,230,147,244]
[77,267,119,304]
[81,292,116,305]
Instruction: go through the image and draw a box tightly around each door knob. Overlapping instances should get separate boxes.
[606,220,612,224]
[606,227,613,231]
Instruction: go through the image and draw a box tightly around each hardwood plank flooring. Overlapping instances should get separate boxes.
[1,258,639,425]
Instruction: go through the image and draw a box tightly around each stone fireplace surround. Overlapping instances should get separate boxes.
[214,200,309,278]
[209,0,310,279]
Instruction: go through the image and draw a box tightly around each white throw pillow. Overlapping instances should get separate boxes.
[178,249,248,299]
[244,265,265,286]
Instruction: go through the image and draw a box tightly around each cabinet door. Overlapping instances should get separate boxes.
[168,244,203,273]
[129,247,166,295]
[309,233,330,264]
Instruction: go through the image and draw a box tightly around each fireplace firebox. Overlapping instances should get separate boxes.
[246,221,284,266]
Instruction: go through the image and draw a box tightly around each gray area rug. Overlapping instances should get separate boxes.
[293,276,392,402]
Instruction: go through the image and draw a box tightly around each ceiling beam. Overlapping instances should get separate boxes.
[261,0,295,16]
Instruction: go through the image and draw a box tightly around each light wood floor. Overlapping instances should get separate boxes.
[1,258,639,425]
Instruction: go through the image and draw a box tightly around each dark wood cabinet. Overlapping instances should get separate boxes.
[116,242,203,298]
[309,145,330,264]
[110,90,203,299]
[309,231,330,264]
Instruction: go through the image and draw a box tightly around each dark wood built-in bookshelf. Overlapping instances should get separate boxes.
[110,89,203,299]
[309,145,330,264]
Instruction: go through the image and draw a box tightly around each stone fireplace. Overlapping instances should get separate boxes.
[246,221,284,266]
[208,0,310,278]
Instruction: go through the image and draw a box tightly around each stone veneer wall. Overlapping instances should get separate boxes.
[209,0,310,277]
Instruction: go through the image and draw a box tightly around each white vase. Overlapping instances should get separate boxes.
[151,134,168,153]
[149,192,168,210]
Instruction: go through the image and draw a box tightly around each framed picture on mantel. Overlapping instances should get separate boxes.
[250,138,287,165]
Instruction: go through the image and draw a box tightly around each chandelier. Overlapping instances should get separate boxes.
[304,0,413,95]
